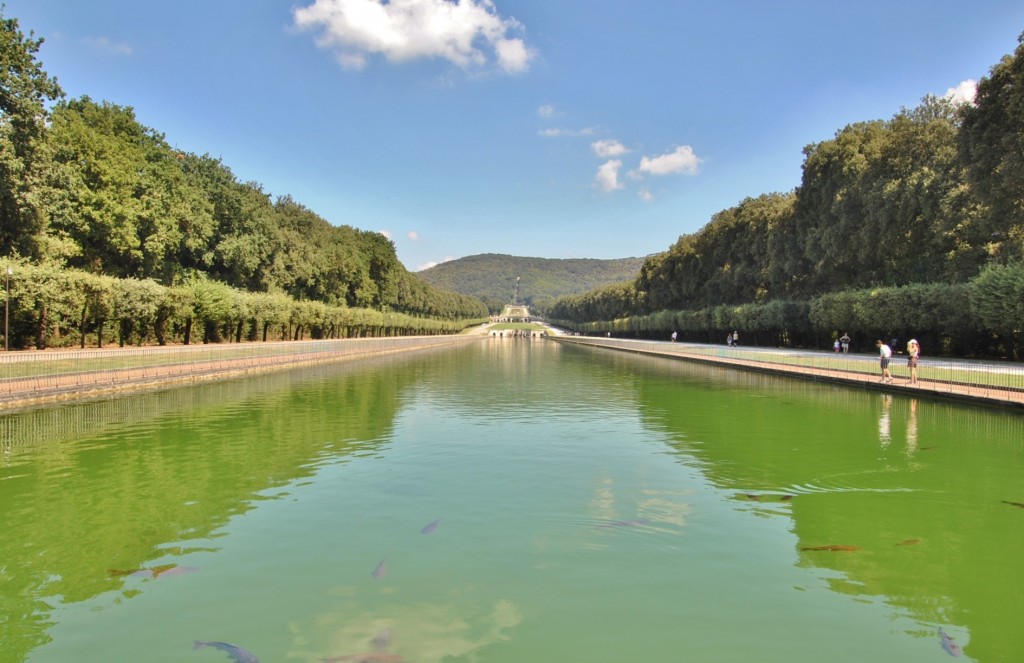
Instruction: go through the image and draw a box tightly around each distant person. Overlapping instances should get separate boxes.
[906,339,921,385]
[726,332,733,346]
[671,331,677,343]
[839,332,851,354]
[891,337,899,355]
[732,330,739,346]
[834,339,841,353]
[876,340,893,383]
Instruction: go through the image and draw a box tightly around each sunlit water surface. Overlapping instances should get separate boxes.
[1,340,1022,662]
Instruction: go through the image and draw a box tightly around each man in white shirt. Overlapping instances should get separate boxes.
[876,340,893,383]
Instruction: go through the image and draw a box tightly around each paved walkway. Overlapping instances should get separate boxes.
[550,336,1024,411]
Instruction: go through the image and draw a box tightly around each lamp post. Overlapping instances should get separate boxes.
[5,265,10,352]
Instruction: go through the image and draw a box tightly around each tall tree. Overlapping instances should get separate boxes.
[0,6,63,257]
[959,32,1024,260]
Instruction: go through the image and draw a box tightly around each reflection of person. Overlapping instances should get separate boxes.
[878,394,892,448]
[839,332,851,354]
[906,398,918,454]
[906,339,920,385]
[876,340,893,383]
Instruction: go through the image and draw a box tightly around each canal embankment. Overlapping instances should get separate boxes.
[0,335,485,410]
[549,336,1024,411]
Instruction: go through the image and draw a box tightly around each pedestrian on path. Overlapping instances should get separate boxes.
[839,332,851,354]
[907,339,921,385]
[876,340,893,383]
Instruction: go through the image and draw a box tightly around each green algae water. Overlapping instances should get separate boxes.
[1,340,1022,663]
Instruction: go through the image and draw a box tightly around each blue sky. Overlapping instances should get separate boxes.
[6,1,1024,271]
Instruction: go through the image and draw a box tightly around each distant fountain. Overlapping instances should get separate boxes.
[498,276,531,322]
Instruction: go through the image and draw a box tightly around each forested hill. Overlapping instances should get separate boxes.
[417,253,646,314]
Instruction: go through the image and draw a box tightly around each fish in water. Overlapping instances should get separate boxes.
[746,493,794,502]
[372,559,388,579]
[371,629,393,651]
[938,627,963,657]
[109,564,199,578]
[799,544,861,552]
[1002,500,1024,509]
[193,640,260,663]
[597,519,649,528]
[321,655,404,663]
[420,517,442,534]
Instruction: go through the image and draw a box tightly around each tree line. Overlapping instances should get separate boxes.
[550,33,1024,359]
[0,9,487,349]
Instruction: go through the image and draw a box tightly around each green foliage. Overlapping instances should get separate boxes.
[0,7,64,259]
[959,34,1024,259]
[1,262,487,350]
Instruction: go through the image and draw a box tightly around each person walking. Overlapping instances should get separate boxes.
[876,340,893,383]
[906,339,921,385]
[839,332,851,355]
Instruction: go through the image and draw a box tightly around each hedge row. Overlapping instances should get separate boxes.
[1,261,487,350]
[551,263,1024,359]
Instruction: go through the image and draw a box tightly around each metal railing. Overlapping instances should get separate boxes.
[0,336,481,402]
[551,336,1024,405]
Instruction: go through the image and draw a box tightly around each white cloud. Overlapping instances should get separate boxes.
[538,104,557,118]
[632,145,701,177]
[293,0,535,74]
[591,139,628,158]
[639,189,653,203]
[81,36,132,56]
[595,159,624,192]
[538,126,597,138]
[943,79,977,105]
[407,230,420,241]
[379,229,393,239]
[417,256,454,271]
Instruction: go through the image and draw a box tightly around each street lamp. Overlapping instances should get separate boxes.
[5,265,10,352]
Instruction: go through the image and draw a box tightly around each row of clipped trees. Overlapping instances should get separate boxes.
[3,260,487,350]
[551,263,1024,358]
[550,33,1024,359]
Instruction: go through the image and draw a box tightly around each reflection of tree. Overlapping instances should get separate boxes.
[625,355,1024,661]
[0,354,421,661]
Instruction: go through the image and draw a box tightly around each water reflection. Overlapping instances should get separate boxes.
[1,341,1022,662]
[620,348,1024,661]
[0,352,429,662]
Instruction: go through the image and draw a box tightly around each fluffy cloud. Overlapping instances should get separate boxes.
[943,79,977,105]
[293,0,535,74]
[632,145,701,177]
[538,104,557,118]
[639,189,653,203]
[595,159,624,192]
[379,229,393,239]
[407,230,420,241]
[81,36,133,56]
[591,139,628,158]
[538,126,596,138]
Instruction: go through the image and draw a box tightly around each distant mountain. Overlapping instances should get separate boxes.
[417,253,646,315]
